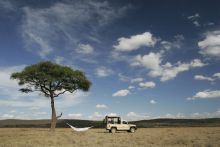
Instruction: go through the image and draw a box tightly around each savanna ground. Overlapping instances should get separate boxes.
[0,127,219,147]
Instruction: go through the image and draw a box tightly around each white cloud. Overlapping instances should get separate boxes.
[56,91,89,109]
[88,112,103,120]
[110,51,131,62]
[0,90,86,110]
[139,81,156,89]
[67,113,83,119]
[174,34,185,42]
[22,29,53,58]
[0,111,49,120]
[131,52,207,81]
[159,113,185,119]
[198,31,220,57]
[159,59,206,81]
[9,110,16,113]
[88,112,117,120]
[0,0,15,11]
[127,112,138,117]
[128,86,135,89]
[54,56,64,64]
[95,66,113,77]
[213,73,220,78]
[0,98,48,108]
[0,110,50,120]
[160,34,184,50]
[112,89,130,97]
[161,41,174,50]
[114,32,157,51]
[34,111,47,115]
[204,22,215,26]
[187,13,201,27]
[76,44,94,54]
[96,104,108,109]
[193,21,201,27]
[153,110,220,119]
[187,13,200,20]
[187,89,220,100]
[131,52,162,76]
[194,75,214,81]
[108,113,117,116]
[190,109,220,118]
[21,1,131,58]
[0,90,87,110]
[126,112,150,121]
[118,73,130,82]
[190,59,207,67]
[0,65,25,89]
[150,100,157,104]
[130,77,144,83]
[1,114,14,119]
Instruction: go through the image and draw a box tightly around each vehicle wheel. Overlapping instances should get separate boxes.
[111,127,116,133]
[130,127,135,133]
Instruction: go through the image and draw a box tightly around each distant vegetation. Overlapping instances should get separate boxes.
[131,118,220,128]
[0,118,220,128]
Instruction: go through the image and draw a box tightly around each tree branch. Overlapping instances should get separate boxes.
[56,112,62,119]
[40,84,50,97]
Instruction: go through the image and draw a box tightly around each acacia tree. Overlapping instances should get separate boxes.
[11,61,91,131]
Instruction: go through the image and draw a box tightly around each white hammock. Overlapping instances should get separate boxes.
[66,123,93,132]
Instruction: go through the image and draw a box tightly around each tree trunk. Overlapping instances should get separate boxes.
[50,97,57,131]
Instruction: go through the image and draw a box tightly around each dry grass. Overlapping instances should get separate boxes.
[0,127,219,147]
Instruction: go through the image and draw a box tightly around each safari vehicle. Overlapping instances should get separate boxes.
[104,115,137,133]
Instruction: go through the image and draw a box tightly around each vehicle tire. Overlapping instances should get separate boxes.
[130,127,135,133]
[111,127,116,133]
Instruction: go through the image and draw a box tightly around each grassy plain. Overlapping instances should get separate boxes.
[0,127,219,147]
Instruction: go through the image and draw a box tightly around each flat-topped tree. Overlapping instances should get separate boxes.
[11,61,91,131]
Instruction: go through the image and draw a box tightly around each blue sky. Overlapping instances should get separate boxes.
[0,0,220,120]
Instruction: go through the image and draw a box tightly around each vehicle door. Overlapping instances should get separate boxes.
[121,121,130,130]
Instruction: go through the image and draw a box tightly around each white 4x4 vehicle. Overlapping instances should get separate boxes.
[104,116,137,133]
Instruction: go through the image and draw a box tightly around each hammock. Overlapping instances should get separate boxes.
[66,123,93,132]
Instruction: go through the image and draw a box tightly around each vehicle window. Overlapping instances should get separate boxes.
[122,121,127,124]
[107,117,120,124]
[113,118,117,123]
